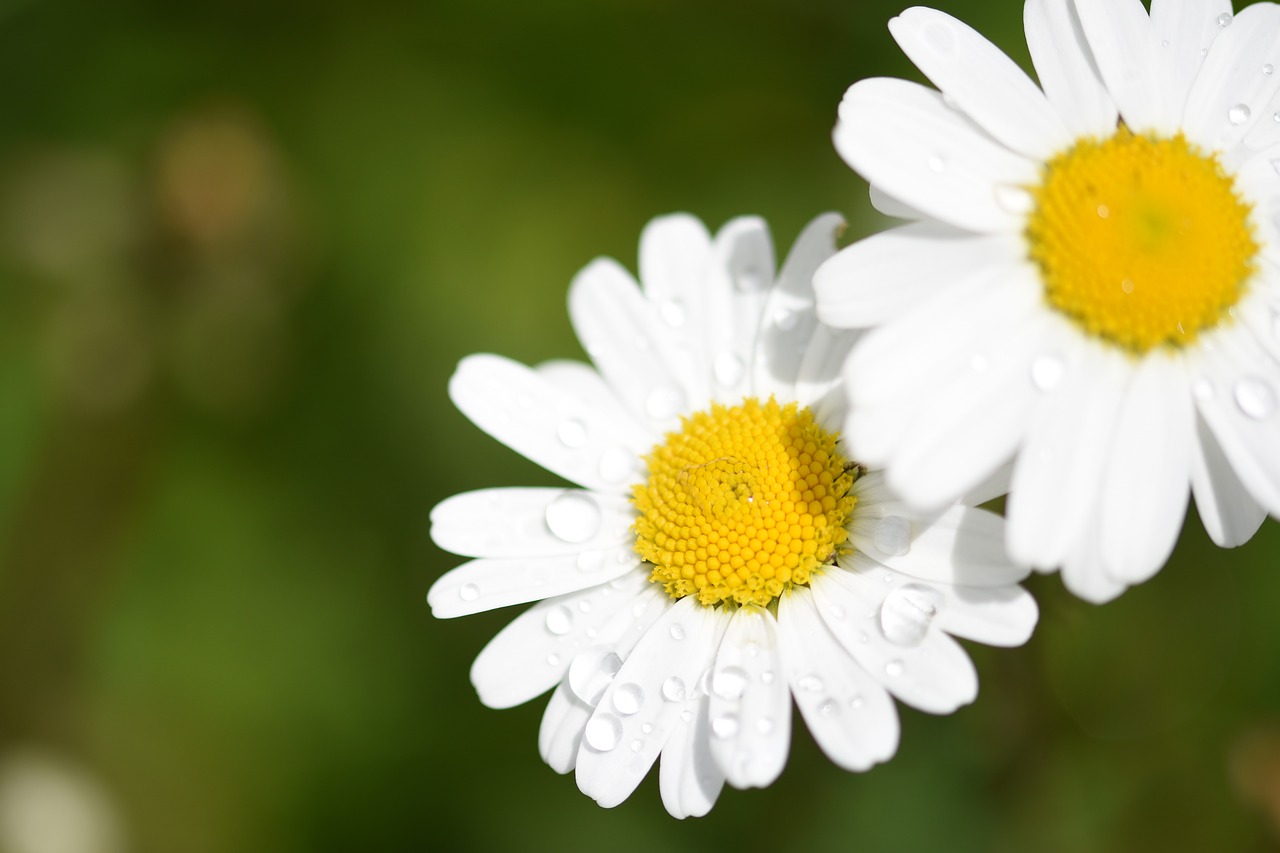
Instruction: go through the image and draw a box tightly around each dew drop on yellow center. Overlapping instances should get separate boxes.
[1026,128,1258,354]
[632,397,856,608]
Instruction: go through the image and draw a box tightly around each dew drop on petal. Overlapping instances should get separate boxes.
[612,682,645,716]
[993,185,1034,214]
[774,309,798,331]
[1234,377,1277,420]
[641,722,653,734]
[850,695,865,710]
[578,600,592,613]
[872,516,912,557]
[547,653,561,667]
[711,714,740,739]
[714,353,746,387]
[645,386,685,420]
[1030,355,1065,391]
[828,604,846,621]
[661,676,687,703]
[545,605,574,636]
[927,155,946,173]
[1265,63,1275,76]
[459,583,480,602]
[669,623,686,641]
[818,698,840,717]
[557,419,588,448]
[885,660,905,677]
[760,670,775,685]
[1193,378,1215,401]
[880,583,944,647]
[583,713,623,752]
[735,266,767,293]
[576,549,605,573]
[680,709,694,723]
[1228,104,1251,126]
[798,674,824,693]
[568,648,622,705]
[756,717,775,735]
[659,299,686,328]
[712,666,749,700]
[1218,11,1233,26]
[544,492,602,543]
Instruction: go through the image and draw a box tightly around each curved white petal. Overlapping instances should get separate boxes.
[449,354,650,493]
[833,77,1039,234]
[706,217,777,403]
[1059,515,1130,604]
[539,681,592,774]
[793,323,860,420]
[1075,0,1177,134]
[815,222,1020,330]
[427,550,640,619]
[470,572,652,709]
[1182,2,1280,151]
[777,587,899,772]
[658,692,724,819]
[1024,0,1119,138]
[430,488,632,559]
[811,564,978,714]
[1190,411,1268,547]
[869,185,927,220]
[706,607,791,789]
[889,6,1071,159]
[574,598,727,809]
[931,583,1038,648]
[536,359,650,437]
[1151,0,1232,112]
[1007,335,1130,570]
[849,503,1028,587]
[1098,352,1194,586]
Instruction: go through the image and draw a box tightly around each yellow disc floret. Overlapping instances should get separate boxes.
[1026,128,1258,354]
[632,397,856,608]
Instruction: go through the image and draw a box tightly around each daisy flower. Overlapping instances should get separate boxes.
[815,0,1280,603]
[428,213,1037,816]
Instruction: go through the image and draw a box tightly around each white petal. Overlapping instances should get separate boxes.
[707,607,792,789]
[777,587,899,772]
[449,354,650,493]
[706,217,777,403]
[658,692,724,819]
[889,6,1071,159]
[833,77,1040,233]
[1006,335,1131,570]
[539,681,592,774]
[811,566,978,714]
[427,550,640,619]
[1074,0,1177,134]
[849,503,1028,587]
[1182,2,1280,151]
[430,488,632,558]
[1150,0,1232,112]
[793,323,860,420]
[1240,87,1280,153]
[930,583,1038,648]
[535,359,649,439]
[752,214,842,402]
[1024,0,1119,138]
[1192,327,1280,516]
[469,572,652,709]
[815,222,1021,330]
[960,459,1013,507]
[1059,515,1130,604]
[574,598,727,809]
[593,584,673,661]
[1098,352,1194,586]
[869,185,927,220]
[569,258,701,432]
[1190,411,1268,547]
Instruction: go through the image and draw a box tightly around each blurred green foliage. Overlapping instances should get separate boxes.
[0,0,1277,850]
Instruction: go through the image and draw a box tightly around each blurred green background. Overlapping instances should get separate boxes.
[0,0,1278,850]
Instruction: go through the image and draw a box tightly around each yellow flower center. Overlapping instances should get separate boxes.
[632,397,856,608]
[1026,128,1258,354]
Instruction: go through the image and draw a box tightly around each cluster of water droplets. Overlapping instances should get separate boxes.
[1193,373,1278,421]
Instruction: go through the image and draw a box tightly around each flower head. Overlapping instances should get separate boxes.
[430,213,1037,816]
[816,0,1280,602]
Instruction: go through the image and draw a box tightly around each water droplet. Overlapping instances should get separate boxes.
[641,722,653,734]
[756,717,775,734]
[798,675,824,693]
[775,309,798,331]
[680,709,693,723]
[859,631,870,644]
[545,605,574,636]
[1229,103,1252,125]
[735,266,767,293]
[880,583,945,646]
[659,299,686,328]
[885,660,905,677]
[669,623,686,641]
[568,648,622,705]
[1194,378,1215,401]
[1235,377,1277,420]
[926,155,945,173]
[819,698,839,717]
[576,550,605,573]
[850,695,865,710]
[544,492,602,543]
[828,604,846,621]
[872,516,911,557]
[714,353,745,387]
[578,600,593,613]
[1096,204,1110,219]
[459,583,480,602]
[612,682,645,716]
[597,446,634,483]
[1218,11,1233,27]
[711,714,740,739]
[661,676,687,702]
[1200,47,1209,58]
[1265,63,1275,76]
[629,738,643,752]
[970,353,989,373]
[547,653,561,666]
[583,713,622,752]
[1030,355,1065,391]
[1121,278,1135,294]
[994,185,1034,214]
[645,386,685,420]
[557,419,587,448]
[744,642,760,658]
[1274,111,1280,123]
[760,670,775,685]
[712,666,750,700]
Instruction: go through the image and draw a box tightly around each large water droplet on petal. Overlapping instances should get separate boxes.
[1235,377,1277,420]
[659,299,686,328]
[1228,104,1252,126]
[568,648,622,705]
[544,492,602,543]
[583,712,623,752]
[545,605,574,636]
[557,419,588,448]
[797,674,824,693]
[885,660,905,677]
[712,666,749,700]
[880,583,945,646]
[662,676,687,702]
[1217,11,1233,27]
[711,714,739,739]
[1030,355,1065,391]
[612,682,645,716]
[459,583,480,602]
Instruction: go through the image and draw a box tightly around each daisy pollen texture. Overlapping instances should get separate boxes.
[816,0,1280,603]
[429,213,1037,817]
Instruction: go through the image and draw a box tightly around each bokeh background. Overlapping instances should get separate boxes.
[0,0,1278,850]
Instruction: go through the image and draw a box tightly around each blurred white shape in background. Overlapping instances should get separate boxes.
[0,749,126,853]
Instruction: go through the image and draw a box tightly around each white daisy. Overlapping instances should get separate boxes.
[815,0,1280,603]
[429,213,1037,816]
